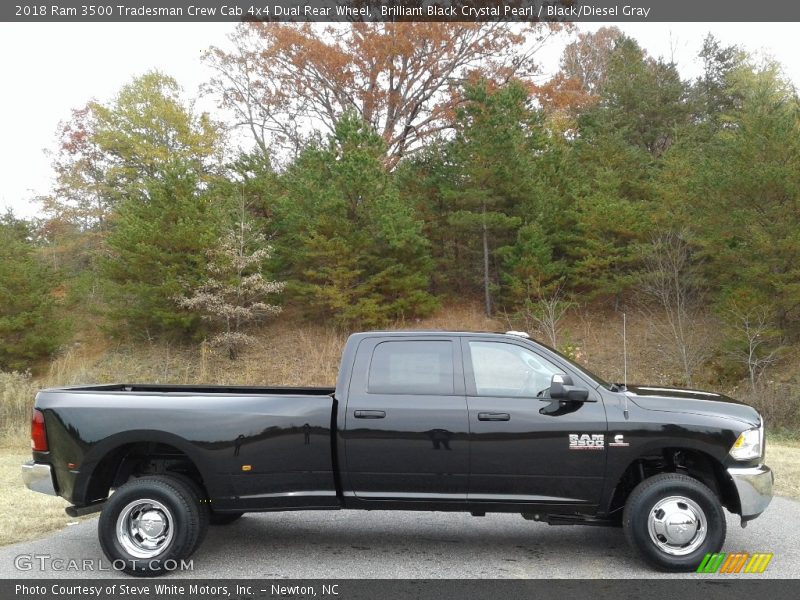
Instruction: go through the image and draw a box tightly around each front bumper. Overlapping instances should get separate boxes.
[21,461,57,496]
[728,464,773,521]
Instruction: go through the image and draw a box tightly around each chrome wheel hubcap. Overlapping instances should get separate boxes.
[116,499,174,559]
[647,495,707,556]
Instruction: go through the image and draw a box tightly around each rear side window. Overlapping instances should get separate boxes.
[368,341,454,395]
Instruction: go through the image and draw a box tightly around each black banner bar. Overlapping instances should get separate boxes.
[3,0,800,23]
[2,579,799,600]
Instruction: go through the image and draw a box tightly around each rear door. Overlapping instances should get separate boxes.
[342,335,469,501]
[463,337,608,506]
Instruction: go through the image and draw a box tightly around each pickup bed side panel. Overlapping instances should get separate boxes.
[36,390,339,510]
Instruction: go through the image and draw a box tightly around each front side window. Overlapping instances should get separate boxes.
[468,341,563,397]
[368,341,454,395]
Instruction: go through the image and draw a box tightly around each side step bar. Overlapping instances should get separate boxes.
[65,500,105,518]
[522,513,614,527]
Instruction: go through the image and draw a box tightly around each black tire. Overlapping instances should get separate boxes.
[166,473,210,555]
[623,473,726,572]
[98,475,203,577]
[209,511,244,525]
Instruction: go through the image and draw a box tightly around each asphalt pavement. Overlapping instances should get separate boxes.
[1,497,798,579]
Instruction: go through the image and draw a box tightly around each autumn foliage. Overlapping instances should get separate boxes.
[204,22,558,167]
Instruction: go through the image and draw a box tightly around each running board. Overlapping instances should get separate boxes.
[522,513,613,527]
[65,500,105,518]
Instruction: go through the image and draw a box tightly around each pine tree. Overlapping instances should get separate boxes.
[274,114,436,327]
[442,79,551,315]
[0,212,68,370]
[103,163,222,339]
[678,59,800,336]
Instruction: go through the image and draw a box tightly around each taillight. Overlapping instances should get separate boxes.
[31,409,48,452]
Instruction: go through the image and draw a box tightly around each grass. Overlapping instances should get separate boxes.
[0,371,40,446]
[766,443,800,499]
[0,445,83,546]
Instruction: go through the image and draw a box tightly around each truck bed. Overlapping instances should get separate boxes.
[34,384,339,510]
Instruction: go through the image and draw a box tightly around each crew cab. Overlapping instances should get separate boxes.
[22,331,773,575]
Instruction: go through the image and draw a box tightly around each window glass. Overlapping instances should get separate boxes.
[368,341,454,395]
[468,341,563,397]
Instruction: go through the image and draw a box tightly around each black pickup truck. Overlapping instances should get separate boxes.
[23,331,773,576]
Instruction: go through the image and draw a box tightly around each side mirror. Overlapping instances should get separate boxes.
[549,374,592,402]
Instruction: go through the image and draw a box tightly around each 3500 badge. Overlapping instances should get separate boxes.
[568,433,630,450]
[569,433,605,450]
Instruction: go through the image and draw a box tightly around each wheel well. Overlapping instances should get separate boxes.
[85,442,207,504]
[607,448,740,520]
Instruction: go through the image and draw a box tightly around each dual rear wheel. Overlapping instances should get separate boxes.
[98,475,242,576]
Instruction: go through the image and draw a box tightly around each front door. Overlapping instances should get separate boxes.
[342,336,469,501]
[463,338,607,506]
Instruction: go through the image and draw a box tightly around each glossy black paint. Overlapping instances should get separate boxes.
[32,332,762,519]
[35,387,338,510]
[460,336,607,505]
[340,335,469,500]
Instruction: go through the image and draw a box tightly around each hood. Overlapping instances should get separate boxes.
[623,384,761,427]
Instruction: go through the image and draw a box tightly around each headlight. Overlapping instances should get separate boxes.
[729,425,763,461]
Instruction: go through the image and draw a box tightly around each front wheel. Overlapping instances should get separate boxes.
[98,475,206,576]
[623,473,726,571]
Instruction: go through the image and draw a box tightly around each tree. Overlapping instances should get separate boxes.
[103,164,222,339]
[442,79,554,315]
[719,295,783,393]
[637,231,710,385]
[43,71,222,228]
[0,212,68,370]
[395,145,463,297]
[561,130,652,299]
[41,106,111,233]
[583,36,689,158]
[179,198,284,359]
[38,72,225,315]
[532,72,598,133]
[561,27,622,96]
[691,35,746,131]
[674,58,800,336]
[274,114,437,327]
[514,284,575,349]
[533,27,623,132]
[498,132,579,305]
[557,37,685,299]
[204,22,557,167]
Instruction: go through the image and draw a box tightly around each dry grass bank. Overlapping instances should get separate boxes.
[766,442,800,500]
[0,448,84,546]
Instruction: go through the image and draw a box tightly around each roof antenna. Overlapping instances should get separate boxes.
[623,312,629,420]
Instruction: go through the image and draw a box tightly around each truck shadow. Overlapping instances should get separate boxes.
[190,511,637,577]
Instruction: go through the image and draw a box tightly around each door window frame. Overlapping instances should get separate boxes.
[459,337,598,399]
[349,335,466,398]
